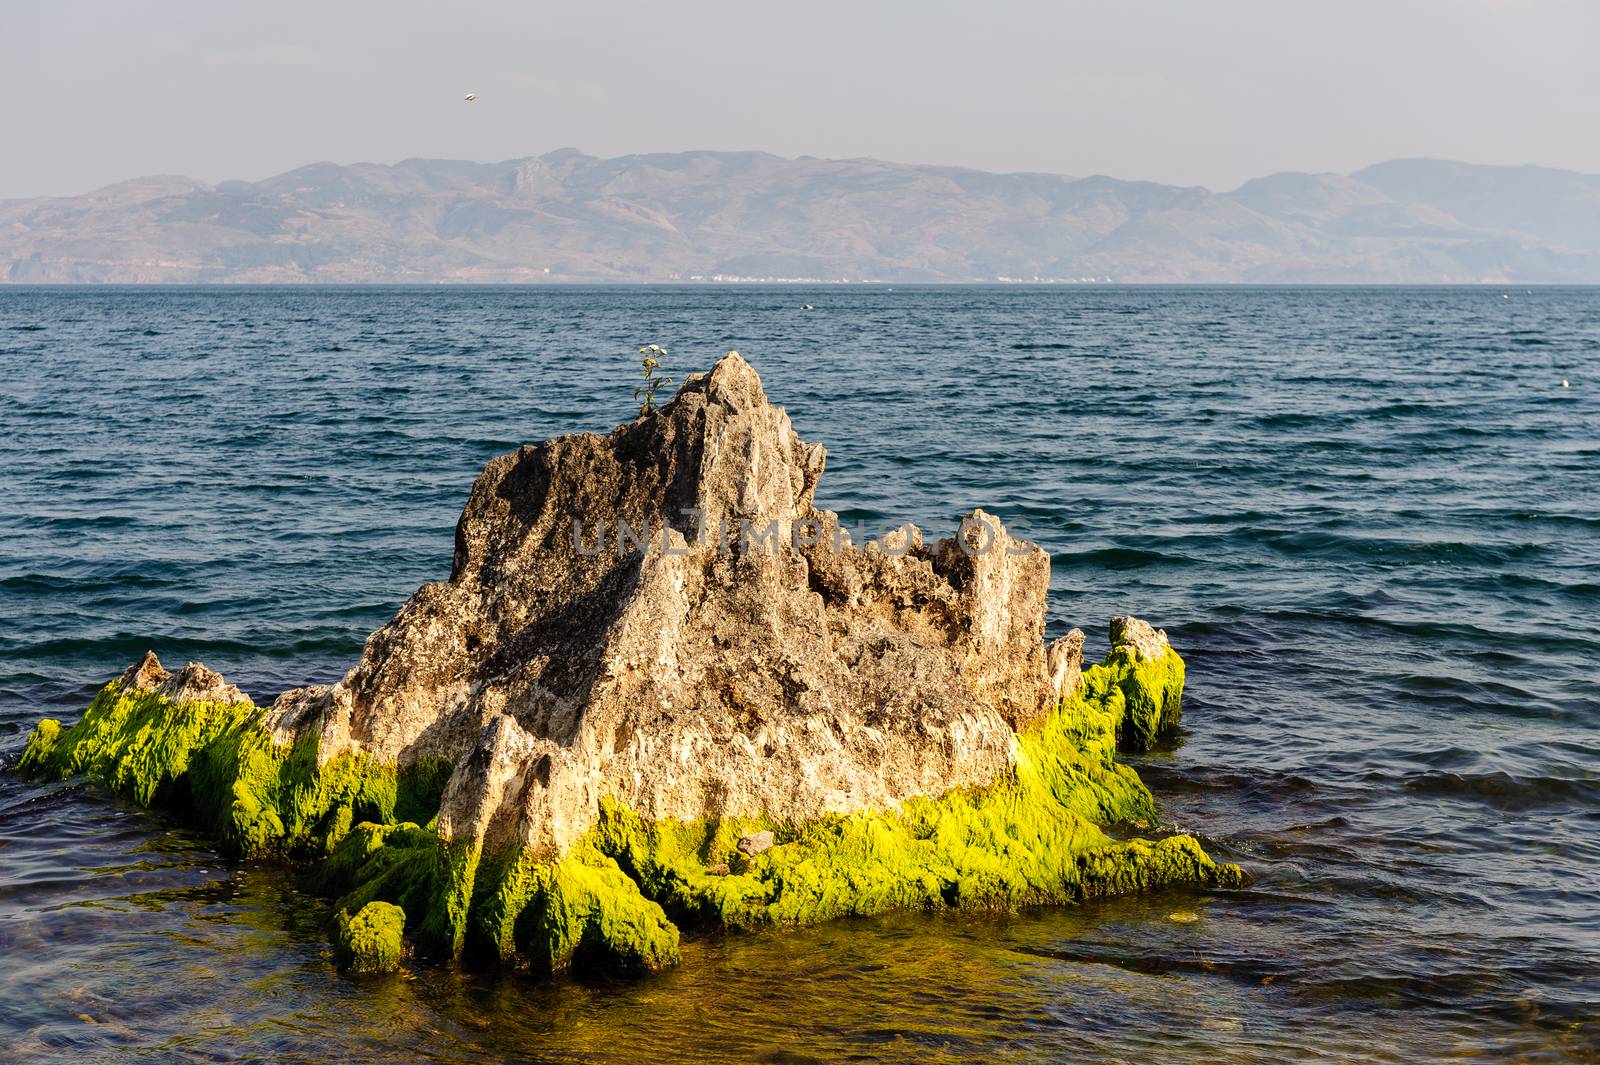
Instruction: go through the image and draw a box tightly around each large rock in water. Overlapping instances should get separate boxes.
[18,352,1243,976]
[275,353,1049,858]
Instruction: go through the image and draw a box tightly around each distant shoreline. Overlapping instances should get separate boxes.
[4,281,1598,289]
[6,153,1598,286]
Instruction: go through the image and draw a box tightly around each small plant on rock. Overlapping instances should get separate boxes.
[635,344,673,415]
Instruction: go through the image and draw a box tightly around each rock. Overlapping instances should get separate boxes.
[1105,616,1185,750]
[334,901,406,973]
[737,830,775,856]
[18,351,1244,978]
[1047,629,1085,701]
[287,351,1049,862]
[266,685,333,745]
[1109,615,1171,662]
[118,650,250,706]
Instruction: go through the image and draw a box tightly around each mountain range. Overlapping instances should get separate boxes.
[4,150,1599,283]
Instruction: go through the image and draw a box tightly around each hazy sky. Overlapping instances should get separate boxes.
[3,0,1597,200]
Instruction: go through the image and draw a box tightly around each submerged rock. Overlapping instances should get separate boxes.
[17,351,1243,977]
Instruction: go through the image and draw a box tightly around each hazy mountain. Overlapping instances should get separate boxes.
[3,150,1597,283]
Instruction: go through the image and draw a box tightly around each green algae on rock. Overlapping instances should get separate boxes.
[14,352,1244,977]
[1105,615,1188,751]
[16,622,1240,976]
[20,653,396,858]
[334,901,407,974]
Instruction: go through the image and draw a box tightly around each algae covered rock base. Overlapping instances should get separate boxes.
[17,352,1243,977]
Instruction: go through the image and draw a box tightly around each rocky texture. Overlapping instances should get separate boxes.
[119,651,249,708]
[17,352,1243,978]
[1047,629,1086,701]
[737,831,775,857]
[270,352,1051,864]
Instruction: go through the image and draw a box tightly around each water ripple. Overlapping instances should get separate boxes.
[0,285,1597,1062]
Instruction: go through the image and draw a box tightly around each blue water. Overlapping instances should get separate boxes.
[1,286,1596,1062]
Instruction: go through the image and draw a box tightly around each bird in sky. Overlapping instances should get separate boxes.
[464,93,478,102]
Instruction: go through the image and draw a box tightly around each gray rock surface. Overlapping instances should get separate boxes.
[119,650,250,706]
[736,831,774,857]
[1109,616,1171,662]
[265,352,1054,859]
[1047,628,1086,702]
[737,830,776,856]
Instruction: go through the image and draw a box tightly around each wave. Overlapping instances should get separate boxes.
[0,572,180,594]
[1243,528,1551,567]
[1398,769,1600,809]
[1052,546,1200,570]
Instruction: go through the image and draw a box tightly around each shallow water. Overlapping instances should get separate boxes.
[1,286,1596,1062]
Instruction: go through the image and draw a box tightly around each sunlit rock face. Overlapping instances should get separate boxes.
[20,352,1240,976]
[269,352,1053,859]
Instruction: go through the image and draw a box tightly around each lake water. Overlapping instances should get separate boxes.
[1,286,1596,1062]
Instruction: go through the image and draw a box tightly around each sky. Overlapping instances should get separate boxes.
[2,0,1597,200]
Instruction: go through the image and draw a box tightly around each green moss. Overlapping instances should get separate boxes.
[15,637,1240,978]
[466,841,680,973]
[314,820,428,896]
[396,756,455,826]
[468,845,541,962]
[334,900,406,974]
[316,822,481,960]
[17,718,62,772]
[17,681,394,858]
[24,683,255,806]
[1101,643,1186,752]
[417,838,482,959]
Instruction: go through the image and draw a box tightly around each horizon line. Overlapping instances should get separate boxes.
[4,281,1596,289]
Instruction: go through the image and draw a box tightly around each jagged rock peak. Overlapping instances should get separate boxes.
[267,351,1053,858]
[1109,615,1172,662]
[118,650,249,706]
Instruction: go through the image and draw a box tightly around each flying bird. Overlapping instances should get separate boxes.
[464,93,478,102]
